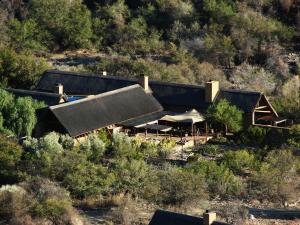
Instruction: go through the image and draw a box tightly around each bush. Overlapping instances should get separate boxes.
[241,125,268,146]
[0,178,88,225]
[0,47,48,88]
[222,150,258,174]
[62,160,112,199]
[187,160,244,198]
[112,158,150,197]
[155,164,207,205]
[251,149,299,201]
[201,144,220,156]
[110,132,142,159]
[287,124,300,148]
[157,137,176,159]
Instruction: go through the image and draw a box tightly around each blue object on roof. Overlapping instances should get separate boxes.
[67,96,84,102]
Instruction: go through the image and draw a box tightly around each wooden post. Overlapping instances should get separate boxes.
[205,122,208,142]
[156,121,159,137]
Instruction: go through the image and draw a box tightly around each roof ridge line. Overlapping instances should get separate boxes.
[49,84,141,110]
[45,69,137,82]
[5,88,61,97]
[44,70,205,89]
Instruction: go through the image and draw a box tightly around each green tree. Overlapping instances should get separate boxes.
[29,0,92,49]
[9,19,47,51]
[206,99,243,134]
[4,97,42,137]
[0,47,48,88]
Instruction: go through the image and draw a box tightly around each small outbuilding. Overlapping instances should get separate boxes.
[148,210,232,225]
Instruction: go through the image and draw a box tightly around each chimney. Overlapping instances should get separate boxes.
[205,81,219,103]
[138,75,149,91]
[203,210,217,225]
[54,83,64,95]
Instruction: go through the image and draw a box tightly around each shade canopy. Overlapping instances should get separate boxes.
[160,109,205,124]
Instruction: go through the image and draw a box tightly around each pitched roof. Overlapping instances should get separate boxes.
[36,70,262,113]
[149,210,231,225]
[49,85,163,137]
[36,70,136,95]
[215,89,261,113]
[5,88,63,106]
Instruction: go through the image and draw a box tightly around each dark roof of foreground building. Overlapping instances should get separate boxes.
[5,88,63,106]
[36,70,262,113]
[149,210,231,225]
[49,85,163,137]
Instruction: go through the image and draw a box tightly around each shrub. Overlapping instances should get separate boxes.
[223,150,258,174]
[201,144,220,156]
[287,124,300,148]
[110,132,141,159]
[0,178,88,225]
[157,137,176,159]
[112,158,150,196]
[251,149,299,201]
[39,132,64,152]
[241,125,268,146]
[0,47,48,88]
[156,164,207,205]
[139,141,158,157]
[187,160,244,198]
[59,150,113,199]
[89,136,106,162]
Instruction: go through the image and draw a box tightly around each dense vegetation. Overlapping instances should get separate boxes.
[0,0,299,120]
[1,129,300,224]
[0,1,299,117]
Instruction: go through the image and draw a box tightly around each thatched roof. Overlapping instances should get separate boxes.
[49,85,163,137]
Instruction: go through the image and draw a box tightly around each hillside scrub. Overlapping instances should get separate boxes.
[0,0,300,109]
[0,128,300,224]
[0,177,88,225]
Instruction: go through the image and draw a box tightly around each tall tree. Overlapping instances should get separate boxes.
[206,99,243,134]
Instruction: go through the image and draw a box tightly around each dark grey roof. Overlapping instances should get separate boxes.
[149,210,231,225]
[49,85,163,137]
[36,70,262,113]
[215,89,261,113]
[36,70,136,95]
[5,88,62,106]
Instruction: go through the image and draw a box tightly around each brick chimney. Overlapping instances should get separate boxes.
[203,210,217,225]
[138,75,149,91]
[54,83,64,95]
[205,81,219,103]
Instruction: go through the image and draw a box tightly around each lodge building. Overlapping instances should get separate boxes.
[6,70,287,141]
